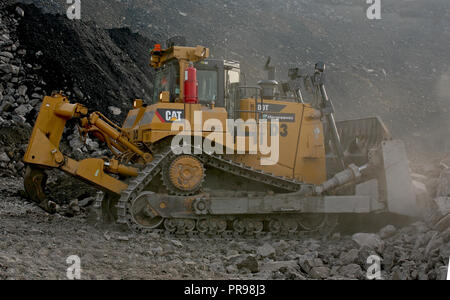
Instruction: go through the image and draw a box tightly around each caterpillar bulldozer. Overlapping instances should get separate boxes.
[22,43,420,236]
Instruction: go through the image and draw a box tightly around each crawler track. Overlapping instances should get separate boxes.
[93,146,337,237]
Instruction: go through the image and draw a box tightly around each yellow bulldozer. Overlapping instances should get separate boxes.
[22,43,419,235]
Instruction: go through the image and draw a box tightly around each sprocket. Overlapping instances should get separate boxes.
[161,154,205,196]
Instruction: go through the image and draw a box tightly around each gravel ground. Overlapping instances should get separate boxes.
[1,174,449,280]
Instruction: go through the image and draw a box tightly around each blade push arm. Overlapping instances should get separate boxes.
[79,112,152,163]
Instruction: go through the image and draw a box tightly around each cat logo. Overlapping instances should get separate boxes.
[155,109,185,123]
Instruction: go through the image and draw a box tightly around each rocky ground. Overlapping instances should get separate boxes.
[0,1,449,280]
[1,172,449,280]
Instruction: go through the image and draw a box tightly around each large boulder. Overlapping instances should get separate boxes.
[298,252,318,273]
[339,264,363,279]
[236,255,259,273]
[427,167,450,231]
[379,225,397,239]
[0,64,12,74]
[352,233,385,253]
[309,266,331,279]
[425,232,444,255]
[339,248,359,265]
[14,104,33,116]
[17,85,27,97]
[225,254,259,273]
[259,260,298,273]
[256,243,276,258]
[0,152,10,163]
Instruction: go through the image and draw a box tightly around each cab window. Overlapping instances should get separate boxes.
[153,68,170,103]
[153,62,180,103]
[198,70,218,103]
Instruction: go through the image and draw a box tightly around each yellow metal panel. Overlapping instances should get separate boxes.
[132,98,327,185]
[231,154,294,178]
[24,95,69,167]
[61,158,128,194]
[23,129,59,167]
[294,107,326,184]
[149,131,174,143]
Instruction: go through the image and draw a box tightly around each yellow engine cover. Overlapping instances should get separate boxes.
[122,99,326,185]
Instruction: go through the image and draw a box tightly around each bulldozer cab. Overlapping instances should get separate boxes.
[152,57,241,114]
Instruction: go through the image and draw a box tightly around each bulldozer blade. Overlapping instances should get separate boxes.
[380,140,418,218]
[326,116,392,174]
[24,165,57,214]
[327,117,419,217]
[335,117,391,153]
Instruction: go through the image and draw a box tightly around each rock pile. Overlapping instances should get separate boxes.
[412,156,450,232]
[0,5,82,177]
[0,6,44,126]
[0,3,153,176]
[224,221,449,280]
[0,3,40,178]
[16,4,155,122]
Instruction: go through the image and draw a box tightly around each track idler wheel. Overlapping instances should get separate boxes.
[24,165,57,214]
[129,192,164,230]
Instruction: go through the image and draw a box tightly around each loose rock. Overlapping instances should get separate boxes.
[236,255,259,273]
[339,264,363,279]
[352,233,385,253]
[379,225,397,239]
[0,152,10,163]
[256,243,276,258]
[309,266,330,279]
